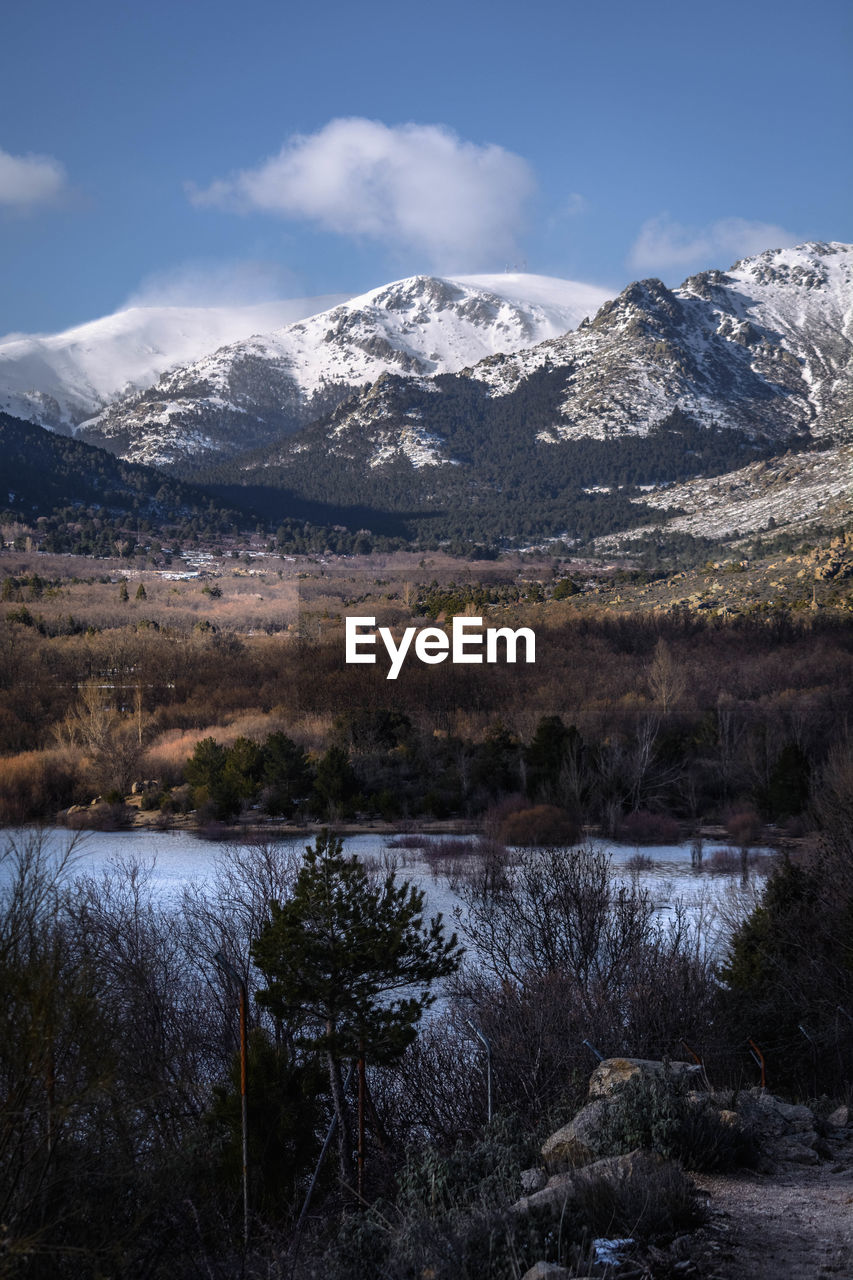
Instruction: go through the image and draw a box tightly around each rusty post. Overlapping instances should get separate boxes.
[680,1038,702,1065]
[747,1037,766,1088]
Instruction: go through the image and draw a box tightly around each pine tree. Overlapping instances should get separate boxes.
[252,832,463,1182]
[118,579,129,602]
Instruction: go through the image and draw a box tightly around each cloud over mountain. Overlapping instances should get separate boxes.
[629,214,798,273]
[189,118,535,271]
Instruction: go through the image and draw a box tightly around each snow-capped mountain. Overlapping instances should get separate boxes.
[74,274,611,465]
[270,242,851,476]
[0,295,348,430]
[6,243,849,548]
[463,240,853,443]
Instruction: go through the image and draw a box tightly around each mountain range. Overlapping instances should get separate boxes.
[2,243,850,550]
[72,273,609,466]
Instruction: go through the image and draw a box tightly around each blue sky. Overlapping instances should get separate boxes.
[1,0,850,334]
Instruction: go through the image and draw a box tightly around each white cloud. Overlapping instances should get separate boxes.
[190,118,535,271]
[0,146,66,208]
[124,258,307,308]
[629,214,799,273]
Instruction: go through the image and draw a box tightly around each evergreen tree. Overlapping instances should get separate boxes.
[261,731,313,815]
[252,832,463,1182]
[312,745,359,818]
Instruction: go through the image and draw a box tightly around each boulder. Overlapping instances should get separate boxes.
[519,1166,547,1195]
[827,1104,849,1128]
[521,1263,579,1280]
[774,1099,815,1129]
[522,1269,598,1280]
[771,1139,819,1165]
[512,1173,577,1217]
[588,1057,703,1098]
[514,1149,668,1216]
[541,1098,612,1169]
[735,1090,823,1165]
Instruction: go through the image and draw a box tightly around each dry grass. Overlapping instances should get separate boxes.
[142,709,302,782]
[0,747,80,820]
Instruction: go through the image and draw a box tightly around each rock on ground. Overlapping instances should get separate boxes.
[540,1098,613,1169]
[588,1056,703,1098]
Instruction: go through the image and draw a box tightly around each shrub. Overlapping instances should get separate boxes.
[572,1153,703,1239]
[420,836,474,863]
[616,809,680,845]
[371,1116,580,1280]
[397,1113,537,1215]
[625,851,655,871]
[500,804,579,847]
[386,833,428,850]
[0,749,79,822]
[726,807,762,846]
[597,1069,754,1172]
[705,846,772,874]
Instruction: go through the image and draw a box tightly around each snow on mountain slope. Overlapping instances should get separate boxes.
[0,295,349,430]
[257,243,851,486]
[76,274,611,465]
[464,242,853,443]
[625,443,853,540]
[452,272,609,326]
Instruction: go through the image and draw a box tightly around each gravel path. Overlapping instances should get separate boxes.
[691,1130,853,1279]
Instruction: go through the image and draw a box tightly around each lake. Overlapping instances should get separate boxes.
[0,825,772,956]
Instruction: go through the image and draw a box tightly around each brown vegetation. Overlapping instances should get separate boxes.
[1,566,851,830]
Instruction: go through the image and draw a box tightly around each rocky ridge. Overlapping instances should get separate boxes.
[467,241,852,443]
[74,273,607,466]
[594,442,853,545]
[233,243,852,548]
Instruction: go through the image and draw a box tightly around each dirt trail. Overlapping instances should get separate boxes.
[692,1131,853,1279]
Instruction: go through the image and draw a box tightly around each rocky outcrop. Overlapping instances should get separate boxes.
[521,1265,595,1280]
[524,1058,850,1280]
[732,1089,822,1166]
[514,1148,668,1216]
[540,1098,613,1170]
[521,1265,596,1280]
[535,1060,829,1182]
[588,1056,703,1098]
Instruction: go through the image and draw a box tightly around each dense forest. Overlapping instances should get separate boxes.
[192,378,810,545]
[0,400,822,555]
[0,414,411,557]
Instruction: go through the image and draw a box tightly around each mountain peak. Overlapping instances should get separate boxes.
[71,272,612,466]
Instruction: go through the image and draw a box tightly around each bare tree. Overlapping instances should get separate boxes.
[56,682,143,794]
[647,638,687,714]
